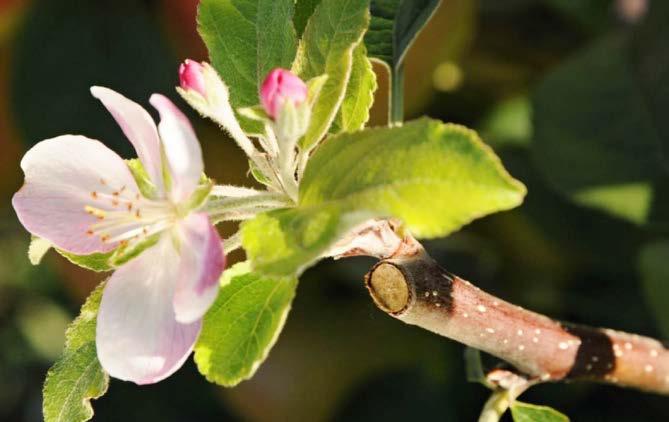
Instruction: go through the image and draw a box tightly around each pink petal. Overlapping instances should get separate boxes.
[96,236,201,385]
[149,94,204,203]
[12,135,140,254]
[172,213,225,324]
[90,86,165,195]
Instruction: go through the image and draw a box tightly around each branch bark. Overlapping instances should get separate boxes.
[363,242,669,396]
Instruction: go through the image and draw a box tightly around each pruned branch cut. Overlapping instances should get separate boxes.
[362,239,669,396]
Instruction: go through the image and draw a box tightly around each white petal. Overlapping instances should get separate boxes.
[173,213,224,323]
[149,94,203,203]
[90,86,165,195]
[12,135,141,254]
[96,237,200,384]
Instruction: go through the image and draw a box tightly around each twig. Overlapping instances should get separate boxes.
[363,246,669,395]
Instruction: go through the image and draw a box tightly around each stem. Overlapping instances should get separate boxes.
[477,370,534,422]
[203,192,292,222]
[277,135,299,202]
[478,390,511,422]
[223,231,242,254]
[210,185,267,197]
[364,244,669,396]
[390,64,405,125]
[214,108,259,161]
[210,209,261,224]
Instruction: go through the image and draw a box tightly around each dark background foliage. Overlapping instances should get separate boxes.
[0,0,667,420]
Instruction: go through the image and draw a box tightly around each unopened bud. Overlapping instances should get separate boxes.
[179,59,206,97]
[177,60,233,128]
[260,68,307,119]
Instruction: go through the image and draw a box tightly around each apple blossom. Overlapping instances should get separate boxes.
[12,87,225,384]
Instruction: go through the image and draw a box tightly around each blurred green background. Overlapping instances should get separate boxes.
[1,0,668,420]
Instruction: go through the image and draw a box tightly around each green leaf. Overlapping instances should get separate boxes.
[126,158,159,199]
[194,262,297,386]
[43,344,108,422]
[332,42,377,132]
[189,180,215,211]
[293,0,371,151]
[57,249,115,272]
[109,234,161,267]
[238,104,271,123]
[243,118,526,275]
[63,283,105,350]
[639,241,669,338]
[510,402,569,422]
[249,159,274,187]
[294,0,320,37]
[198,0,298,111]
[300,118,526,236]
[242,204,356,276]
[365,0,441,69]
[43,283,109,422]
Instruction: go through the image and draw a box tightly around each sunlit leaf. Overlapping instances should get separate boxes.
[511,401,569,422]
[194,262,297,386]
[243,118,526,275]
[332,42,377,132]
[108,235,161,267]
[126,158,159,200]
[57,250,114,272]
[292,0,370,151]
[43,283,109,422]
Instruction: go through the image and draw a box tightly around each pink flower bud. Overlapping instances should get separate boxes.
[179,59,206,97]
[260,68,308,119]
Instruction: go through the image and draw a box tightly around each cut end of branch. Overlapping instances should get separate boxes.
[366,262,410,314]
[364,253,669,396]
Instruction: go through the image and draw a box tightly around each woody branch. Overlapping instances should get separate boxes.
[329,219,669,396]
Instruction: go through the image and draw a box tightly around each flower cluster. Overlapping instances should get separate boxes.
[12,64,310,384]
